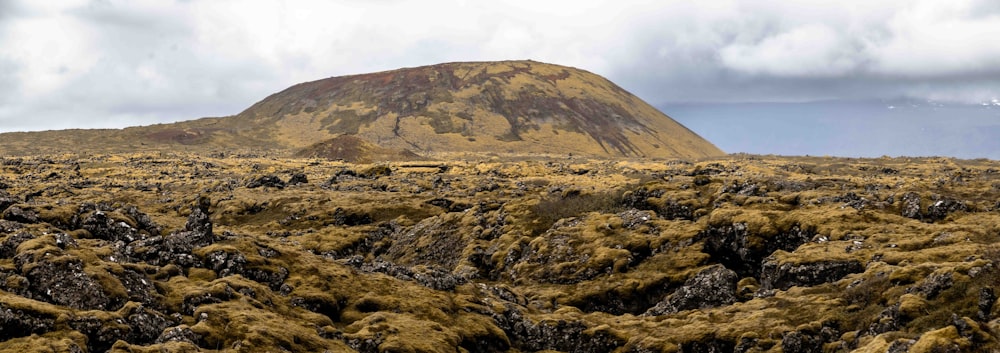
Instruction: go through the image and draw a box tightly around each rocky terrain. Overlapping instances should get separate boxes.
[0,152,998,352]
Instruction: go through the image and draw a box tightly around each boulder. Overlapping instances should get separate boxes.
[645,265,738,315]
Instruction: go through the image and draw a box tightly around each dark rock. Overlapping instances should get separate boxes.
[645,265,737,315]
[0,232,34,258]
[681,337,735,353]
[121,205,162,236]
[290,295,341,321]
[926,198,967,221]
[901,192,922,220]
[68,315,130,353]
[20,255,115,310]
[247,175,286,189]
[721,180,764,196]
[491,304,623,353]
[781,331,824,353]
[356,259,465,291]
[0,302,56,338]
[81,210,143,243]
[913,272,953,300]
[125,305,174,345]
[0,195,16,213]
[0,220,23,234]
[330,207,373,226]
[618,209,656,230]
[287,173,309,185]
[697,223,813,280]
[116,267,161,308]
[886,339,915,353]
[978,287,996,322]
[760,260,864,291]
[204,250,247,277]
[156,325,201,344]
[127,205,214,267]
[2,206,38,224]
[54,233,77,249]
[869,304,902,335]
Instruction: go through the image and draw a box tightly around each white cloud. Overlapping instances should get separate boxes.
[719,24,862,77]
[0,0,999,132]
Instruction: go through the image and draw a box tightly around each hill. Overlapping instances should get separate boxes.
[0,61,722,159]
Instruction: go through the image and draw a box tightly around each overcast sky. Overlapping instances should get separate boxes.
[1,0,999,139]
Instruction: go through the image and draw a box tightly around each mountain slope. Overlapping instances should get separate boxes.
[0,61,722,159]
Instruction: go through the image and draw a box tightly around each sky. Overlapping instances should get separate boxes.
[1,0,998,157]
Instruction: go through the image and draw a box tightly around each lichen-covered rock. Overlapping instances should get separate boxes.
[0,232,34,258]
[926,198,968,221]
[156,325,201,344]
[0,302,56,339]
[645,265,737,315]
[247,175,287,189]
[901,192,923,220]
[491,304,624,353]
[81,210,143,243]
[760,259,864,291]
[2,206,38,224]
[18,255,114,310]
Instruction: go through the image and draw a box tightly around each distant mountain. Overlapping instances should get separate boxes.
[0,61,723,159]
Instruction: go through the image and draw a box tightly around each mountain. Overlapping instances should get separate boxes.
[0,61,723,159]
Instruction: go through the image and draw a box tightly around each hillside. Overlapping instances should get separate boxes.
[0,153,997,352]
[0,61,722,160]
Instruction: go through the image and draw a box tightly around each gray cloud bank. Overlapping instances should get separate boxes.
[1,0,999,136]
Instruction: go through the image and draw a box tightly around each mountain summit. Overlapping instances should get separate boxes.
[0,61,722,159]
[233,60,722,159]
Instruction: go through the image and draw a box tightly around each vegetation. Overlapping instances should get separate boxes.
[0,153,997,352]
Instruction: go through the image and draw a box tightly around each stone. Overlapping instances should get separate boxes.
[645,265,738,315]
[760,259,864,291]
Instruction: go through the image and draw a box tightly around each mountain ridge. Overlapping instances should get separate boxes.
[0,60,723,160]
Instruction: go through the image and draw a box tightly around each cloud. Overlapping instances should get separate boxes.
[719,24,864,77]
[0,0,998,132]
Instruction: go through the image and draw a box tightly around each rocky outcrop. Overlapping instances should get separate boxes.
[760,259,864,291]
[645,265,738,315]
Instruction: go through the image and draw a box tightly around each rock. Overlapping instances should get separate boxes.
[81,210,143,243]
[54,232,77,249]
[491,303,624,353]
[926,198,967,221]
[914,272,953,300]
[125,305,175,345]
[355,259,465,291]
[760,260,864,291]
[2,206,38,224]
[67,315,130,353]
[287,173,309,185]
[869,303,902,335]
[121,205,163,236]
[781,331,821,353]
[20,255,115,310]
[617,209,656,230]
[645,265,737,315]
[979,288,996,322]
[0,195,16,213]
[901,192,922,220]
[0,232,34,258]
[0,302,56,339]
[681,337,736,353]
[887,339,915,353]
[247,175,286,189]
[697,223,813,279]
[125,201,215,267]
[156,325,201,344]
[0,219,23,233]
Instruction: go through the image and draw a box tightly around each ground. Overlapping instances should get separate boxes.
[0,152,998,352]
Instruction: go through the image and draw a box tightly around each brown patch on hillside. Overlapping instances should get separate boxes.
[293,135,423,163]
